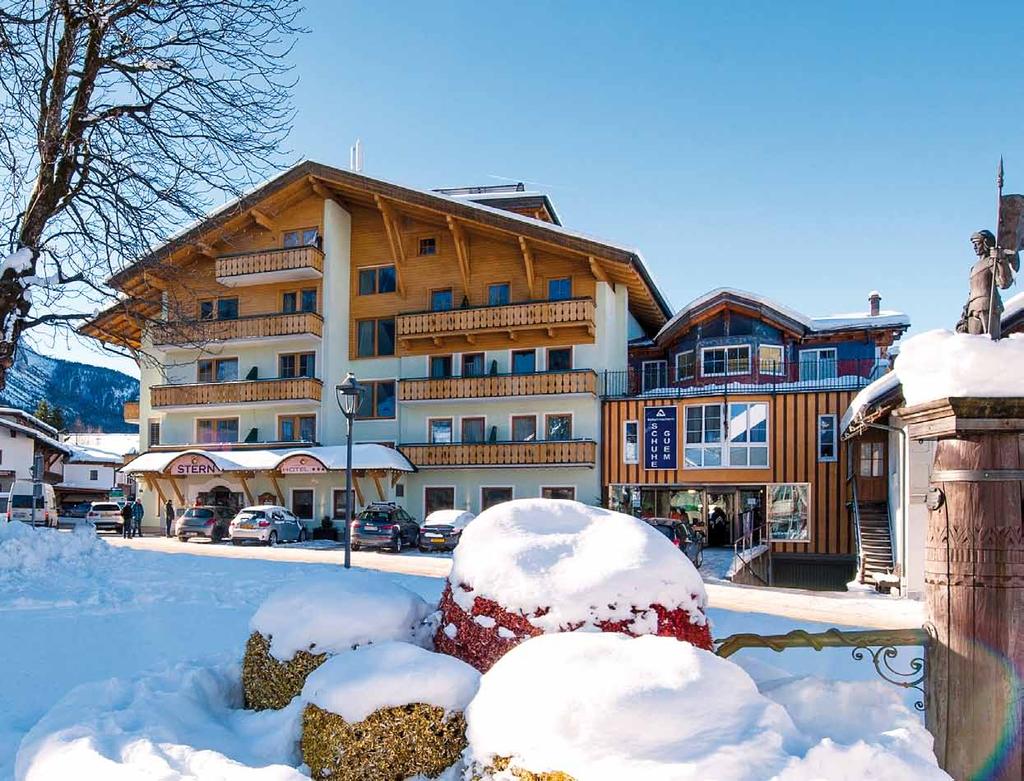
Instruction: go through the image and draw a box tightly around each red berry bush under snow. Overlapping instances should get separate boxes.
[433,499,713,672]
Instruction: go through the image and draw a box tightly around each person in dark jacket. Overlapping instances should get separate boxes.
[164,500,175,537]
[121,502,134,538]
[132,498,144,537]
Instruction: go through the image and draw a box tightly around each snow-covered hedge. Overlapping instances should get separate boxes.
[0,520,117,582]
[434,498,712,670]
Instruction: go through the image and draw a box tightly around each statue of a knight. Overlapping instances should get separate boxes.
[956,229,1018,338]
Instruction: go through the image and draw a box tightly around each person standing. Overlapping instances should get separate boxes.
[132,498,144,538]
[120,501,134,539]
[164,499,174,537]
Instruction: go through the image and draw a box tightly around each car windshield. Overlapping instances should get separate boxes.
[184,508,215,519]
[92,503,119,511]
[652,524,675,540]
[235,511,265,521]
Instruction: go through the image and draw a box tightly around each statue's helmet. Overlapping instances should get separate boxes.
[971,229,996,245]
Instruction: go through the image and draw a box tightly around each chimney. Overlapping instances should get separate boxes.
[868,290,881,317]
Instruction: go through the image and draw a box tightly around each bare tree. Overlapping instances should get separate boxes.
[0,0,305,386]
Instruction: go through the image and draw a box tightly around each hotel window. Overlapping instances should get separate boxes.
[89,469,98,481]
[197,418,239,444]
[356,318,395,357]
[767,483,811,542]
[684,404,723,468]
[547,277,572,301]
[356,380,396,419]
[545,413,572,441]
[279,415,316,442]
[291,489,315,521]
[488,283,510,306]
[512,415,537,442]
[623,420,639,464]
[859,441,885,477]
[148,420,161,446]
[481,486,513,510]
[461,417,486,443]
[358,265,396,295]
[283,228,318,248]
[641,360,668,392]
[429,418,454,444]
[701,345,750,376]
[198,357,238,383]
[418,237,437,256]
[547,347,572,371]
[462,353,485,377]
[542,486,576,500]
[198,297,239,321]
[424,487,455,516]
[799,348,838,381]
[279,352,315,378]
[759,344,785,375]
[727,403,769,467]
[512,349,536,374]
[430,355,453,378]
[818,414,838,462]
[332,489,354,520]
[675,350,695,381]
[281,288,318,313]
[431,288,454,311]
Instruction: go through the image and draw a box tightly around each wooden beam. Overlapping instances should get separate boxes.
[270,474,285,506]
[249,208,277,232]
[168,477,185,505]
[352,476,365,507]
[589,255,610,283]
[518,236,537,297]
[151,479,166,507]
[193,241,217,259]
[374,195,407,298]
[238,474,255,506]
[372,473,386,501]
[391,471,403,488]
[446,216,471,292]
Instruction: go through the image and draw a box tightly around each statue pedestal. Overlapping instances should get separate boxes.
[900,397,1024,781]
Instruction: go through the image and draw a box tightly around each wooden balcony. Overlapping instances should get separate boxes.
[396,298,596,354]
[215,246,324,286]
[151,377,322,408]
[400,439,597,468]
[151,311,323,347]
[399,369,597,402]
[123,400,140,424]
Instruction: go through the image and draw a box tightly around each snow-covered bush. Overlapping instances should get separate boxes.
[243,575,432,710]
[434,498,711,671]
[300,641,479,781]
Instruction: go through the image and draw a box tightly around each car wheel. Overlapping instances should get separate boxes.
[177,536,187,543]
[267,531,278,547]
[410,530,420,548]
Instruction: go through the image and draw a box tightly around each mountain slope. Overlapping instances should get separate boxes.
[1,344,139,433]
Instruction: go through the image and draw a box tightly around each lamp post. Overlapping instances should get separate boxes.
[335,372,366,569]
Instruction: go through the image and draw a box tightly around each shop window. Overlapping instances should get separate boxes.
[429,418,454,444]
[332,489,354,520]
[461,417,485,443]
[425,487,455,515]
[279,352,315,378]
[283,228,318,248]
[356,318,395,357]
[197,418,239,444]
[727,403,769,467]
[481,486,513,510]
[545,413,572,441]
[198,357,238,383]
[542,487,575,500]
[767,483,811,542]
[547,347,572,371]
[462,353,485,377]
[512,415,537,442]
[291,489,315,521]
[355,380,396,419]
[684,404,723,468]
[512,349,536,374]
[818,414,838,461]
[623,420,639,464]
[488,283,510,306]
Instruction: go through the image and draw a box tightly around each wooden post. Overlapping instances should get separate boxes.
[900,397,1024,781]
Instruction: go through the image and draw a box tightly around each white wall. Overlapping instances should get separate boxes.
[887,419,934,598]
[63,462,117,490]
[0,426,38,486]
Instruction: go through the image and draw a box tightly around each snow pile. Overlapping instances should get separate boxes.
[0,521,119,582]
[465,633,951,781]
[423,509,475,529]
[895,330,1024,406]
[435,498,711,670]
[250,574,432,660]
[302,641,480,724]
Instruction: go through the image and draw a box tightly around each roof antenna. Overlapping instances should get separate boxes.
[349,139,363,173]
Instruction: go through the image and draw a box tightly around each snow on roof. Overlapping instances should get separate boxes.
[62,432,139,458]
[656,287,909,341]
[66,444,123,465]
[448,498,707,634]
[251,575,432,661]
[840,371,901,434]
[1002,289,1024,325]
[0,407,59,437]
[302,641,480,723]
[122,443,414,474]
[0,416,71,455]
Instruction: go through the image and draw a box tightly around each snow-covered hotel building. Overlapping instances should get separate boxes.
[82,163,670,528]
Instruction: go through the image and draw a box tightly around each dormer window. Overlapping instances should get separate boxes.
[418,237,437,256]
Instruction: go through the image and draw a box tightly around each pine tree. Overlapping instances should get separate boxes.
[33,399,64,431]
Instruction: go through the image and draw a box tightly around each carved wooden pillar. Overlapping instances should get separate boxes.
[901,398,1024,781]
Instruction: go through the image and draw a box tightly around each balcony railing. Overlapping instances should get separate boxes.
[399,369,597,402]
[215,245,324,286]
[151,311,323,346]
[123,400,140,424]
[400,439,597,468]
[396,297,595,346]
[602,357,887,398]
[151,377,322,408]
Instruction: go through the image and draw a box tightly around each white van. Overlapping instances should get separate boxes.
[7,481,58,527]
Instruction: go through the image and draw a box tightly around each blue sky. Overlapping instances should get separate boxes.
[55,1,1024,375]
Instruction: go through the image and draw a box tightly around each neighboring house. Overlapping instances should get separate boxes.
[57,442,130,508]
[62,432,140,499]
[0,407,72,494]
[80,164,670,527]
[602,288,909,589]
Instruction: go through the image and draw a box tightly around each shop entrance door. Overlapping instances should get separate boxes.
[705,490,735,547]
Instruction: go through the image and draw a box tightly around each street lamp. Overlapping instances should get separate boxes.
[335,372,366,569]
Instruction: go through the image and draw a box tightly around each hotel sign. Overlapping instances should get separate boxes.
[166,454,221,476]
[278,454,328,474]
[644,406,677,471]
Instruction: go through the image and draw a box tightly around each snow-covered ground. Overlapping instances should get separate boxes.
[1,524,933,780]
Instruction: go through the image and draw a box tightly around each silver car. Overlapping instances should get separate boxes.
[87,501,124,533]
[228,505,307,546]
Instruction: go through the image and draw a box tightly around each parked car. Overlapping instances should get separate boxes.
[228,505,307,546]
[350,502,420,553]
[418,509,475,552]
[649,517,704,568]
[7,481,58,527]
[62,501,92,519]
[87,501,125,533]
[176,505,234,542]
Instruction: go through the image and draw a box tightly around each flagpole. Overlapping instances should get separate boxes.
[988,157,1004,339]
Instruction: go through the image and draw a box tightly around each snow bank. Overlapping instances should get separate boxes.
[301,641,480,724]
[250,574,432,660]
[895,330,1024,406]
[0,522,119,582]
